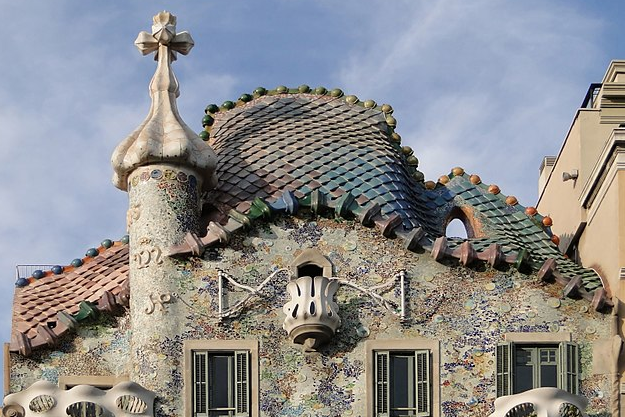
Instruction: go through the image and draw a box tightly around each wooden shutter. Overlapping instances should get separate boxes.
[559,342,579,395]
[375,351,390,417]
[496,342,513,397]
[415,350,431,416]
[235,350,250,416]
[193,351,208,417]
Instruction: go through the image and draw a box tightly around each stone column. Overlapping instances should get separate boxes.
[127,164,201,415]
[111,12,217,416]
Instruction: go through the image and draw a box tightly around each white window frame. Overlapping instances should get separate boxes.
[497,332,579,397]
[184,340,259,417]
[366,339,440,417]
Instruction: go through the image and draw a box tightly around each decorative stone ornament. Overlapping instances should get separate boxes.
[283,275,340,352]
[111,11,217,192]
[2,380,156,417]
[488,387,588,417]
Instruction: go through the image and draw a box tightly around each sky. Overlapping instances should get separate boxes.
[1,0,625,390]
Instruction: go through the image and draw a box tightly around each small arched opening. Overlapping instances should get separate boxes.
[444,206,476,239]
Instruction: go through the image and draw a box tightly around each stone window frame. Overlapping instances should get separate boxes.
[497,332,579,396]
[366,338,440,417]
[183,339,259,417]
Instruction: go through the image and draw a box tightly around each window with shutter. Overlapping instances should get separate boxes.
[373,350,432,417]
[185,340,258,417]
[495,341,579,396]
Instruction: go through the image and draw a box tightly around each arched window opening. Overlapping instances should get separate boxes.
[444,206,476,239]
[291,248,333,278]
[297,264,324,278]
[446,218,468,239]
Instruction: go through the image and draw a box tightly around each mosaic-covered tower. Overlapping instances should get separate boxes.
[111,11,216,414]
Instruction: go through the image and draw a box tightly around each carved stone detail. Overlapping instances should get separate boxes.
[488,387,588,417]
[2,380,156,417]
[133,246,163,269]
[283,276,340,351]
[144,293,173,315]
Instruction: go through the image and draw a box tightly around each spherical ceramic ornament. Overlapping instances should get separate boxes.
[451,167,464,176]
[101,239,113,248]
[551,235,560,245]
[51,265,63,275]
[406,155,419,166]
[239,93,253,103]
[505,196,518,206]
[345,95,359,105]
[16,277,28,287]
[121,235,130,244]
[205,104,219,114]
[276,85,289,94]
[470,174,481,185]
[32,270,45,279]
[488,184,500,194]
[254,87,267,96]
[424,181,436,190]
[438,175,450,185]
[86,248,99,257]
[298,85,311,93]
[390,133,401,143]
[329,88,343,97]
[385,115,397,128]
[71,258,83,268]
[381,104,393,114]
[364,99,376,108]
[542,216,553,227]
[222,100,235,110]
[314,86,327,95]
[525,206,537,216]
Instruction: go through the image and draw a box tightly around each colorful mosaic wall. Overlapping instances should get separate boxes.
[174,217,610,416]
[9,314,131,392]
[9,216,612,416]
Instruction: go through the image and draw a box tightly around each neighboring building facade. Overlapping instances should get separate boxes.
[2,12,620,417]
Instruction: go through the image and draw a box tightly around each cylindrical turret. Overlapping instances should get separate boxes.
[111,11,216,415]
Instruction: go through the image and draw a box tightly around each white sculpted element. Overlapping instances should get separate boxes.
[111,11,217,192]
[283,276,340,351]
[488,388,588,417]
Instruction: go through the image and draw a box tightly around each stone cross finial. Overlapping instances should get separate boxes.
[134,11,194,61]
[111,11,217,192]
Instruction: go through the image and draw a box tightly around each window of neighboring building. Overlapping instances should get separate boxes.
[366,339,440,417]
[496,334,579,397]
[184,340,258,417]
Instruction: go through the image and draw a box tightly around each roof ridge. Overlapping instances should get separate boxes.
[434,166,559,243]
[15,235,130,288]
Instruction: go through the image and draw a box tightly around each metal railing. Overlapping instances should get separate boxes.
[15,265,55,280]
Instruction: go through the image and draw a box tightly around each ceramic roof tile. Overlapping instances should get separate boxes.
[206,93,432,233]
[11,243,130,354]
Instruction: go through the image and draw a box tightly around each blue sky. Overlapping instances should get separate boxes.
[1,0,625,389]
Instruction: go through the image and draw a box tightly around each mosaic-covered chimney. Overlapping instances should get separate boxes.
[110,11,216,414]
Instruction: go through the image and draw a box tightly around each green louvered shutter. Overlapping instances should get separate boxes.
[375,351,390,417]
[560,342,579,395]
[193,351,208,417]
[415,350,431,416]
[234,350,250,416]
[496,342,513,397]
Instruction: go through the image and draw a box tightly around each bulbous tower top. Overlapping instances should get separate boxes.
[111,11,217,192]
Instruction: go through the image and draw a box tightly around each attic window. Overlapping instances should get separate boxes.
[291,249,333,278]
[445,207,475,239]
[297,264,324,278]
